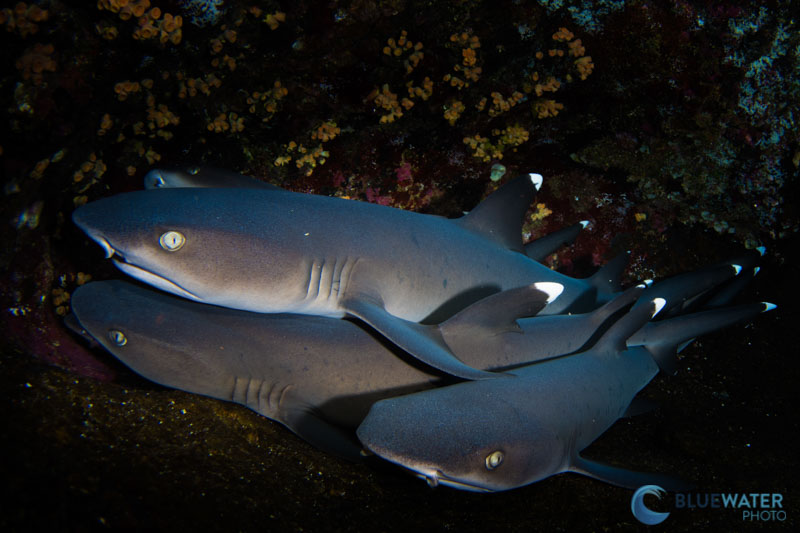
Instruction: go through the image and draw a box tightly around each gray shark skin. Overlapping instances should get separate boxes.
[144,166,590,264]
[68,280,556,458]
[71,173,606,381]
[443,261,745,369]
[357,298,775,492]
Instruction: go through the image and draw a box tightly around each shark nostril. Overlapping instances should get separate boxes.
[96,237,115,259]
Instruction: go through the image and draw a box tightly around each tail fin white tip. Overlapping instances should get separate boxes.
[534,281,564,303]
[529,173,543,191]
[756,246,766,256]
[762,302,777,312]
[754,266,761,276]
[579,220,590,228]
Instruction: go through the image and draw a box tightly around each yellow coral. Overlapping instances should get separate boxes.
[245,81,287,121]
[15,43,56,85]
[383,30,424,74]
[113,80,141,101]
[312,121,340,142]
[534,76,560,97]
[534,99,564,118]
[446,31,481,87]
[1,2,49,37]
[552,27,575,42]
[575,56,594,80]
[97,113,113,136]
[207,112,244,133]
[406,77,433,101]
[29,158,49,180]
[264,11,286,30]
[531,203,553,222]
[487,91,524,117]
[374,84,403,124]
[568,38,585,57]
[443,100,465,125]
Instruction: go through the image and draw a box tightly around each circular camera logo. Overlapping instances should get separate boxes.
[631,485,670,525]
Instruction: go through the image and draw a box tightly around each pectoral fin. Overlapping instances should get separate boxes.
[570,455,692,492]
[283,408,366,461]
[341,296,504,380]
[439,282,562,341]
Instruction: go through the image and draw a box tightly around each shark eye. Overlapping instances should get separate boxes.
[108,329,127,346]
[159,231,185,251]
[485,450,504,470]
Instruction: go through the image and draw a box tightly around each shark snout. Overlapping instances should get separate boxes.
[73,204,115,258]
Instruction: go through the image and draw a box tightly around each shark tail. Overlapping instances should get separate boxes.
[632,302,776,374]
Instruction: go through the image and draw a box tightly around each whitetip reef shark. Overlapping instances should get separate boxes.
[66,272,767,460]
[67,279,561,459]
[72,171,621,381]
[356,297,775,492]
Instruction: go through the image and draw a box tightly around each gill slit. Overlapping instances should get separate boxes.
[305,257,360,306]
[231,376,294,414]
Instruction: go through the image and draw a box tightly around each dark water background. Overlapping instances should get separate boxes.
[1,1,798,530]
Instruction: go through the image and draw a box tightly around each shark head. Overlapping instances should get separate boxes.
[357,382,564,492]
[69,280,234,392]
[72,188,315,314]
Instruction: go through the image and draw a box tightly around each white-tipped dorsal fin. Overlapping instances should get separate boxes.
[762,302,777,312]
[534,281,564,303]
[529,173,543,191]
[652,298,666,318]
[732,264,742,275]
[455,174,542,253]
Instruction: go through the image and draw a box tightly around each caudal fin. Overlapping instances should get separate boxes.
[630,302,776,374]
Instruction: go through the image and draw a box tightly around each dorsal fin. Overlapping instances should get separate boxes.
[593,298,664,354]
[588,251,630,293]
[694,264,757,309]
[639,263,739,316]
[588,283,647,327]
[633,302,774,374]
[454,173,542,253]
[439,282,562,340]
[524,221,587,262]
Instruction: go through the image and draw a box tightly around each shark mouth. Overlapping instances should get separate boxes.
[410,467,494,493]
[85,233,201,302]
[112,259,202,302]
